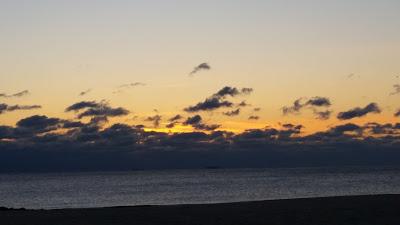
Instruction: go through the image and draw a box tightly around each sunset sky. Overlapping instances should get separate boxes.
[1,0,400,134]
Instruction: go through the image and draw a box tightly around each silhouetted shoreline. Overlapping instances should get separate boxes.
[1,194,399,225]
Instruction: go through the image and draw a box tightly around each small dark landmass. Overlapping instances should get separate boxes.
[1,194,399,225]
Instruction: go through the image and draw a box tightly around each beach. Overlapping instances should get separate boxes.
[1,194,399,225]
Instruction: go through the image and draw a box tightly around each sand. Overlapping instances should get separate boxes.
[1,194,399,225]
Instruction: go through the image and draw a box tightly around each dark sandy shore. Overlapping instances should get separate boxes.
[1,194,399,225]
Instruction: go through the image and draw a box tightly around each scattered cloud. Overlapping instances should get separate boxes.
[65,101,129,119]
[248,116,260,120]
[394,109,400,117]
[189,63,211,75]
[113,82,146,94]
[184,86,253,113]
[0,90,29,98]
[390,84,400,96]
[223,109,240,117]
[146,115,162,127]
[337,103,381,120]
[169,114,183,122]
[79,89,91,96]
[238,101,250,107]
[283,97,332,120]
[0,103,41,114]
[314,110,332,120]
[183,115,220,131]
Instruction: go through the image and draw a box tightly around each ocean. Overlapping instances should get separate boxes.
[0,166,399,209]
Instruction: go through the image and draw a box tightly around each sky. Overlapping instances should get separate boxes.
[1,0,400,171]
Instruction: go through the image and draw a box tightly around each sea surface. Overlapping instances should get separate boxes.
[0,166,399,209]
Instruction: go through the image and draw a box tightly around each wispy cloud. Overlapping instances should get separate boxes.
[390,84,400,96]
[79,89,91,96]
[0,90,30,98]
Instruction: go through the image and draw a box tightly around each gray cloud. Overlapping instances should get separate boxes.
[113,82,146,94]
[146,115,162,127]
[248,116,260,120]
[0,90,30,98]
[223,109,240,117]
[0,103,41,114]
[65,101,129,119]
[189,63,211,75]
[390,84,400,96]
[283,97,332,120]
[314,110,332,120]
[337,103,381,120]
[184,86,253,113]
[394,109,400,117]
[79,89,91,96]
[183,115,220,131]
[169,114,183,122]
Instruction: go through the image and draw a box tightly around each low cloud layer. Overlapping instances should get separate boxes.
[337,103,381,120]
[2,113,400,172]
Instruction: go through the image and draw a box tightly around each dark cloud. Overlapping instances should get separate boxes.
[254,107,261,112]
[394,109,400,117]
[16,115,62,133]
[183,115,220,131]
[146,115,162,127]
[184,115,203,125]
[248,116,260,120]
[166,122,178,128]
[306,97,331,107]
[314,110,332,120]
[0,90,29,98]
[283,97,332,120]
[283,97,331,115]
[337,103,381,120]
[65,101,129,119]
[79,89,91,96]
[223,109,240,117]
[184,97,233,112]
[184,86,253,113]
[169,114,183,122]
[165,115,182,128]
[189,63,211,75]
[65,101,102,112]
[0,103,41,114]
[390,84,400,96]
[2,113,400,172]
[282,98,304,115]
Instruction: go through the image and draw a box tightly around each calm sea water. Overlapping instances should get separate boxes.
[0,166,399,209]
